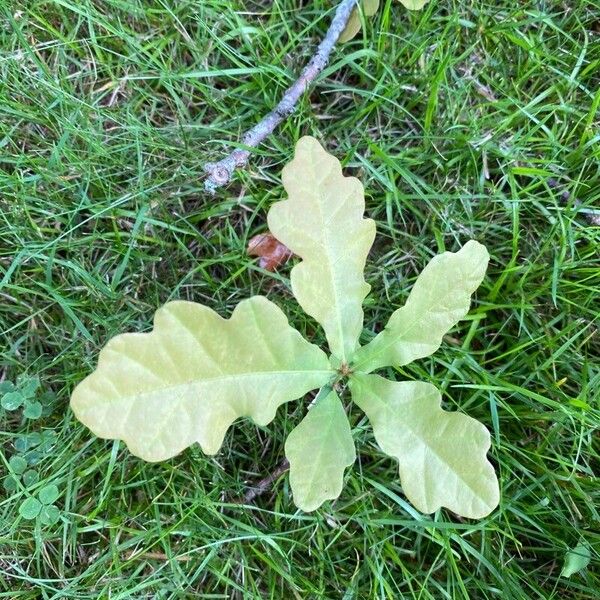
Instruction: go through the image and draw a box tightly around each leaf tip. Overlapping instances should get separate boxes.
[399,0,431,11]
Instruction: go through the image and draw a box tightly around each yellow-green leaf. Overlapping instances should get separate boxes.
[339,0,380,43]
[352,240,489,373]
[285,390,355,511]
[350,373,499,518]
[398,0,430,10]
[268,136,376,363]
[71,297,333,461]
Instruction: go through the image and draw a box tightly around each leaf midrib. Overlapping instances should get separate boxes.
[353,290,465,371]
[97,369,335,404]
[311,157,348,363]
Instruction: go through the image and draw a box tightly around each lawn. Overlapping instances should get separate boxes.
[1,0,599,598]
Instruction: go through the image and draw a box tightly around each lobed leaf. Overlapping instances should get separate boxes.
[350,373,499,518]
[352,240,489,373]
[268,136,376,364]
[285,390,356,511]
[71,297,333,461]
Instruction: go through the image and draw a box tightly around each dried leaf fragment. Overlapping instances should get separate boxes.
[247,233,294,271]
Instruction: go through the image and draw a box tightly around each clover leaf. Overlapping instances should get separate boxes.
[38,484,59,505]
[18,484,61,525]
[71,136,500,518]
[19,497,42,520]
[4,456,38,492]
[9,455,27,475]
[1,376,51,420]
[1,390,24,411]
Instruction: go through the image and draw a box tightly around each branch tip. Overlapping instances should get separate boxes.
[202,0,358,193]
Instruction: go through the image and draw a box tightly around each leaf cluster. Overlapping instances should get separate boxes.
[3,431,57,494]
[71,137,499,518]
[18,484,61,525]
[1,377,55,420]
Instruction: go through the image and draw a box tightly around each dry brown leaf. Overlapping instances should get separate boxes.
[247,233,294,271]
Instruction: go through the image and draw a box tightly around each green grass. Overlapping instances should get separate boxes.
[1,0,599,597]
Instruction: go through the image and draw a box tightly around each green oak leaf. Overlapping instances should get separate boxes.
[352,240,489,373]
[339,0,380,43]
[71,296,333,461]
[268,136,376,364]
[285,390,356,511]
[349,373,499,518]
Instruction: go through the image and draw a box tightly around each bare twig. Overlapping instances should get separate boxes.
[239,459,290,504]
[204,0,358,193]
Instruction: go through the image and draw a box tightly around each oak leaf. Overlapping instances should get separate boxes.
[285,390,355,511]
[268,136,375,363]
[71,297,332,461]
[339,0,379,43]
